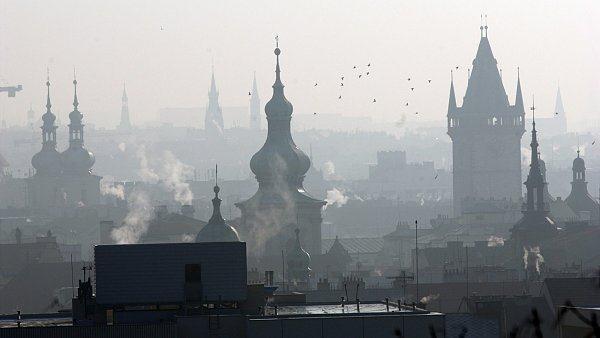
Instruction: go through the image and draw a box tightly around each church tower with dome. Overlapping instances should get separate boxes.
[27,75,64,209]
[59,75,101,206]
[236,38,326,262]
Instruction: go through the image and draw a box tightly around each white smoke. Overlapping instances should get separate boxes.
[420,294,439,304]
[100,179,125,199]
[136,146,194,205]
[111,190,152,244]
[523,246,545,274]
[323,160,342,180]
[487,235,505,247]
[325,188,349,209]
[181,233,195,243]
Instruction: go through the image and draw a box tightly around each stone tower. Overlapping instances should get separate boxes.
[447,25,525,215]
[118,84,131,130]
[249,72,261,130]
[205,67,224,135]
[236,39,325,262]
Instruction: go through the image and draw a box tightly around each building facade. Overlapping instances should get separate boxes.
[447,26,525,216]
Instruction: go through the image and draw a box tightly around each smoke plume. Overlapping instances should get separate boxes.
[111,189,152,244]
[100,179,125,200]
[487,235,504,247]
[325,188,349,208]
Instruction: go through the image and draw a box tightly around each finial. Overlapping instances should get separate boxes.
[451,69,454,82]
[480,15,484,37]
[484,14,488,36]
[45,68,51,111]
[531,94,536,125]
[517,66,520,80]
[73,68,79,109]
[213,164,220,195]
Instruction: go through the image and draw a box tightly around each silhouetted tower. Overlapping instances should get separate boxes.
[565,150,599,221]
[553,86,567,133]
[510,101,556,247]
[60,74,101,206]
[447,25,525,215]
[118,84,131,130]
[205,67,224,135]
[31,75,61,177]
[236,38,325,261]
[249,72,261,130]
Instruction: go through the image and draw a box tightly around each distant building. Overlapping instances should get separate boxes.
[447,25,525,215]
[236,42,325,262]
[249,72,261,130]
[205,67,224,136]
[117,84,131,130]
[565,150,599,221]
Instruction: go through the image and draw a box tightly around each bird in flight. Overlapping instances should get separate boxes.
[434,174,438,180]
[248,91,251,96]
[353,65,357,69]
[366,72,370,75]
[405,103,409,106]
[341,76,344,81]
[407,78,411,81]
[367,63,371,67]
[340,83,344,87]
[428,79,432,83]
[314,82,318,86]
[313,112,317,115]
[160,25,164,31]
[373,99,376,103]
[415,112,419,115]
[358,74,362,78]
[593,141,596,145]
[455,66,459,69]
[338,95,342,99]
[410,87,414,91]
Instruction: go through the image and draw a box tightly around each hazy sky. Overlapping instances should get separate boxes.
[0,0,598,129]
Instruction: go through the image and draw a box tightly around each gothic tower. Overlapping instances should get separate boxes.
[553,86,567,133]
[510,105,556,247]
[60,75,101,206]
[249,72,261,130]
[205,67,224,135]
[118,84,132,130]
[565,150,599,221]
[447,25,525,215]
[236,39,325,263]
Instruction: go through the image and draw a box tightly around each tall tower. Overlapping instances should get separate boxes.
[205,67,224,135]
[249,72,261,130]
[510,106,556,247]
[553,86,567,133]
[60,75,101,206]
[236,38,325,263]
[28,74,63,209]
[565,150,599,220]
[447,25,525,215]
[118,84,132,130]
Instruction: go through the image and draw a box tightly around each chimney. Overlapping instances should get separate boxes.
[181,204,195,219]
[154,205,168,219]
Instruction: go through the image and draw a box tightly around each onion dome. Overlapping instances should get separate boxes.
[196,166,240,242]
[62,147,95,175]
[249,42,311,186]
[573,150,585,172]
[286,228,311,280]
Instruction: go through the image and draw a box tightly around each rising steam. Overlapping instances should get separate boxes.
[111,190,152,244]
[325,188,349,209]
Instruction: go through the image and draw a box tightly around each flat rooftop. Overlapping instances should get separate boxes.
[270,302,424,316]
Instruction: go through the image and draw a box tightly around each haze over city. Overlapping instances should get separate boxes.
[0,0,598,129]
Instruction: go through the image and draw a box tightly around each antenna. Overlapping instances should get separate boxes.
[415,219,419,303]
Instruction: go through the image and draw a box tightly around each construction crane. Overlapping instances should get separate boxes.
[0,84,22,97]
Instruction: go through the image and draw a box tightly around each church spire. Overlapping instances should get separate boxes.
[209,164,224,224]
[249,71,261,130]
[554,85,565,116]
[524,96,546,212]
[119,82,131,129]
[72,69,79,110]
[515,67,524,113]
[448,70,457,113]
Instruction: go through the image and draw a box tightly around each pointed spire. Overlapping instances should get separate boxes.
[122,82,128,101]
[72,68,79,110]
[252,71,259,98]
[45,68,52,112]
[264,35,293,118]
[515,67,524,113]
[448,70,457,112]
[554,85,565,116]
[274,35,283,90]
[209,164,224,224]
[210,64,217,94]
